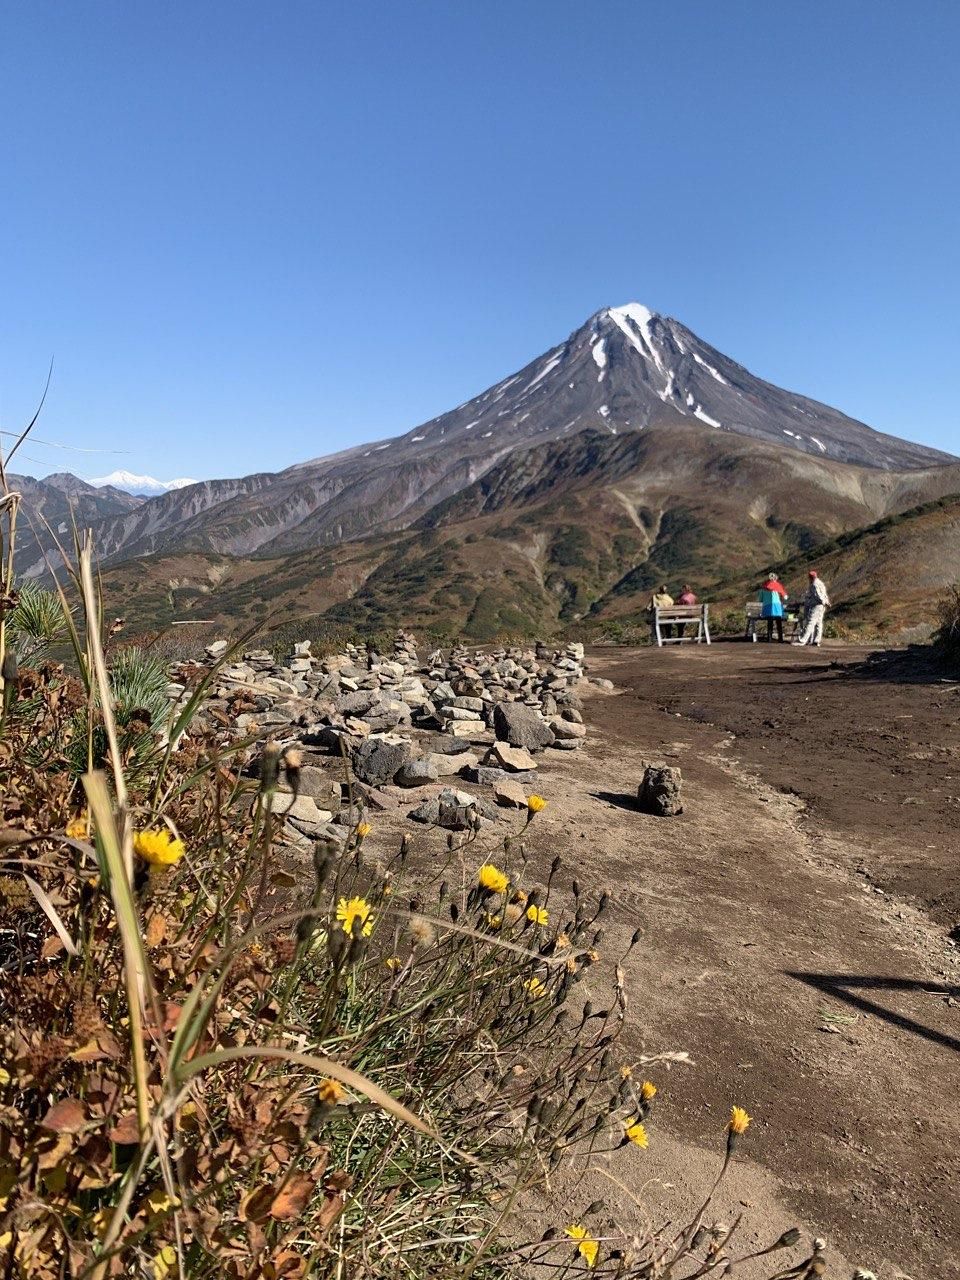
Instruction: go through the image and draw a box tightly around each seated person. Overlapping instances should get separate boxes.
[676,584,697,636]
[649,584,674,638]
[758,572,788,642]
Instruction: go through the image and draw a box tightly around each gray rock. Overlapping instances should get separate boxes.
[394,758,440,787]
[466,765,539,787]
[493,778,529,808]
[493,702,555,751]
[352,735,412,786]
[486,741,537,773]
[550,717,586,740]
[205,639,230,659]
[423,733,471,756]
[427,750,479,777]
[637,765,683,817]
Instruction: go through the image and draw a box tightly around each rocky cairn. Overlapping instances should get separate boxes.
[168,633,610,842]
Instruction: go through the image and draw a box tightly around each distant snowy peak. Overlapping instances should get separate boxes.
[89,470,198,496]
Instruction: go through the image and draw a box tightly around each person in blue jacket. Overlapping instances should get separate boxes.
[758,572,788,642]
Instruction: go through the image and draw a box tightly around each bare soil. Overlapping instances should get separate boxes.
[306,640,959,1277]
[516,641,959,1279]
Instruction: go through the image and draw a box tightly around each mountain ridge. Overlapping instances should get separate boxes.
[15,302,954,580]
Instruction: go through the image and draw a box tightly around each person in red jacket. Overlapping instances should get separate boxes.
[759,572,789,642]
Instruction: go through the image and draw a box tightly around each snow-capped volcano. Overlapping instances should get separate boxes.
[17,299,949,579]
[382,302,950,471]
[89,470,197,496]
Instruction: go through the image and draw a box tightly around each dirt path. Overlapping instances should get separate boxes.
[513,643,960,1279]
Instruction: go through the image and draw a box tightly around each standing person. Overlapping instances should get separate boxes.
[649,584,674,639]
[758,571,788,642]
[794,570,830,647]
[676,584,697,638]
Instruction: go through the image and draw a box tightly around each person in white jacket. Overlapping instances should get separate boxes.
[794,570,831,646]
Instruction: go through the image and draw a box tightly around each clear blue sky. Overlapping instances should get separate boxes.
[2,0,958,482]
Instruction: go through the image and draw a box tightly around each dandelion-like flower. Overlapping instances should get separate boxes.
[385,956,401,971]
[640,1080,657,1101]
[565,1224,599,1269]
[524,976,546,998]
[478,863,509,894]
[527,794,547,814]
[486,913,503,928]
[133,829,186,867]
[356,821,372,839]
[526,904,549,926]
[317,1077,345,1106]
[407,916,435,948]
[336,896,374,937]
[728,1106,751,1135]
[65,814,89,840]
[624,1117,649,1148]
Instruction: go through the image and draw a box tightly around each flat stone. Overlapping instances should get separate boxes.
[493,778,529,808]
[205,640,230,659]
[450,695,485,711]
[465,765,539,787]
[441,706,483,722]
[427,750,479,777]
[266,794,332,826]
[486,741,537,773]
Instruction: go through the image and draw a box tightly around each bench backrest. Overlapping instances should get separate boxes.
[654,605,708,620]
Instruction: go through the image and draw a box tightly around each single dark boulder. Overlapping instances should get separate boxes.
[352,735,412,787]
[492,702,555,752]
[637,765,683,817]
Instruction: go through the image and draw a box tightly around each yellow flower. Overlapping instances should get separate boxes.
[619,1064,633,1080]
[134,829,186,867]
[478,863,509,894]
[565,1224,599,1268]
[624,1117,649,1148]
[336,896,374,937]
[65,814,89,839]
[317,1077,345,1106]
[527,794,547,814]
[526,904,549,926]
[524,976,546,998]
[356,821,372,839]
[640,1080,657,1101]
[152,1245,177,1280]
[145,1187,181,1219]
[385,956,401,971]
[486,913,503,928]
[729,1106,751,1135]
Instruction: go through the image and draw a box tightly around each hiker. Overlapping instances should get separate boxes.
[676,584,697,637]
[794,569,831,647]
[649,584,674,638]
[758,571,788,642]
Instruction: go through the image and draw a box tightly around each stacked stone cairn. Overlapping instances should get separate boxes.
[167,632,613,843]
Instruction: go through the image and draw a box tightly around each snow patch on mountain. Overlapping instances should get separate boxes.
[89,470,197,496]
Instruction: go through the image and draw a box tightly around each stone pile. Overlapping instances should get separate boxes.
[169,631,609,840]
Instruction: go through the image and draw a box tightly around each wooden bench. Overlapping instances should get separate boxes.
[744,600,801,642]
[651,604,711,647]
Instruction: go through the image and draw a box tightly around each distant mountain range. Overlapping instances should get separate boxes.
[89,470,198,496]
[10,303,959,638]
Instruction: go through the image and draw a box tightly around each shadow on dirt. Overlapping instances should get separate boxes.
[853,645,958,686]
[787,971,960,1054]
[590,790,640,813]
